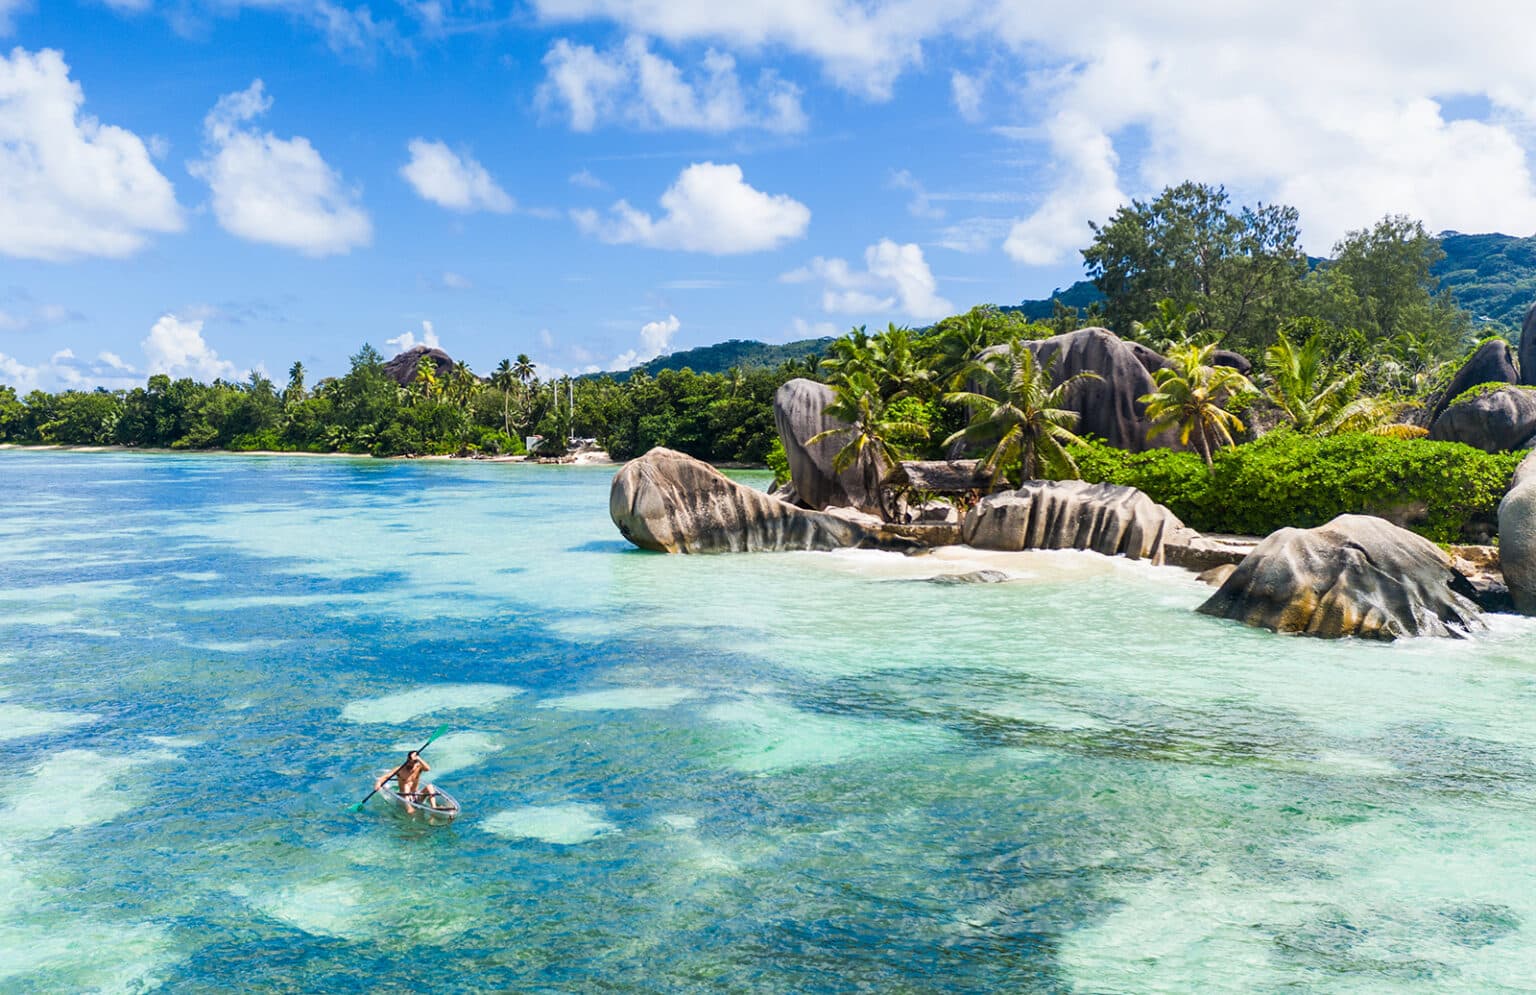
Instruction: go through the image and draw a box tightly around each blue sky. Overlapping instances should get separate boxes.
[5,1,1536,390]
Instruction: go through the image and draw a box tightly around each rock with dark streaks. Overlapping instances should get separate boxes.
[1197,514,1484,640]
[1428,385,1536,452]
[960,479,1192,563]
[773,378,886,515]
[1430,339,1520,424]
[610,447,870,553]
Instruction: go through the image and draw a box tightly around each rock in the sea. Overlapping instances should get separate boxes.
[1428,385,1536,452]
[926,570,1012,585]
[1498,451,1536,614]
[610,448,870,553]
[1521,302,1536,387]
[1196,514,1484,640]
[1196,563,1238,587]
[960,479,1192,563]
[979,327,1172,451]
[1430,339,1520,424]
[773,378,886,515]
[383,345,459,386]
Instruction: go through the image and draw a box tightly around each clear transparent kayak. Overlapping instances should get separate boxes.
[375,774,461,826]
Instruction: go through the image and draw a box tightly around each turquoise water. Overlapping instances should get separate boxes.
[3,450,1536,992]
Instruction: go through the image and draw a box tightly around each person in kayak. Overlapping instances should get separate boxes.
[377,750,440,814]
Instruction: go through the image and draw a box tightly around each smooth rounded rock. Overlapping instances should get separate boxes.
[1498,450,1536,614]
[773,378,886,514]
[1196,514,1484,640]
[1428,385,1536,452]
[610,447,870,554]
[1430,339,1520,424]
[1520,302,1536,387]
[978,327,1174,451]
[961,479,1191,563]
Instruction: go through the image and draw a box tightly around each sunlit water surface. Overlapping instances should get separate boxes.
[2,449,1535,992]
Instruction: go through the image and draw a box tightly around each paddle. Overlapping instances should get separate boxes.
[348,723,450,813]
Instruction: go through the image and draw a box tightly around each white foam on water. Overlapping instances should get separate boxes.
[0,579,138,604]
[0,701,99,742]
[171,571,219,582]
[0,748,179,840]
[386,730,502,778]
[342,684,524,724]
[67,627,122,638]
[658,813,699,831]
[703,696,959,773]
[481,804,618,844]
[538,686,700,712]
[0,609,79,629]
[177,593,371,611]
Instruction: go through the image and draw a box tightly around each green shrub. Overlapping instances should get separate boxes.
[1069,432,1522,542]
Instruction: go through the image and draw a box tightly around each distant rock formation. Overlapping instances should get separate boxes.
[610,447,870,553]
[1521,302,1536,387]
[773,378,886,515]
[960,479,1192,563]
[1428,385,1536,452]
[1197,514,1484,640]
[1429,338,1519,424]
[384,346,457,386]
[977,327,1172,451]
[1498,451,1536,614]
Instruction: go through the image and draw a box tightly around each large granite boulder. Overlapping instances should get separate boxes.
[384,346,458,386]
[1127,341,1170,375]
[1429,339,1520,424]
[1212,348,1253,376]
[773,378,885,515]
[979,327,1171,451]
[1520,302,1536,387]
[960,479,1192,563]
[610,448,870,553]
[1427,385,1536,452]
[1197,514,1484,640]
[1498,451,1536,614]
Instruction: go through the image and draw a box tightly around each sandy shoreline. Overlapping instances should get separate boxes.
[0,443,616,465]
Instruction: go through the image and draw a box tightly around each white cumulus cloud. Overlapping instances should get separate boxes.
[0,47,182,261]
[385,319,441,355]
[784,239,952,321]
[538,36,805,133]
[190,80,371,257]
[573,161,809,254]
[142,314,237,381]
[400,138,513,213]
[610,312,679,369]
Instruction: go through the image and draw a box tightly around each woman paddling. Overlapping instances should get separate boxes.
[375,750,441,814]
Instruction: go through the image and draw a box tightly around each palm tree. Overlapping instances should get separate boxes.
[492,359,516,435]
[450,361,477,407]
[1264,328,1398,434]
[1141,342,1255,468]
[868,323,936,402]
[412,355,439,403]
[285,361,307,404]
[805,371,929,517]
[944,339,1100,485]
[512,354,536,386]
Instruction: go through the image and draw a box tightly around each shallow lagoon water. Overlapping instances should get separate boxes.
[2,449,1536,991]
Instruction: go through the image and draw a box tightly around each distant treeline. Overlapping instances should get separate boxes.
[1,181,1525,465]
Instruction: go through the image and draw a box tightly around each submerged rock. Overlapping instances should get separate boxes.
[960,480,1192,563]
[609,447,870,554]
[1430,339,1520,424]
[1428,385,1536,452]
[926,569,1012,585]
[1498,451,1536,614]
[773,378,886,514]
[1196,514,1484,640]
